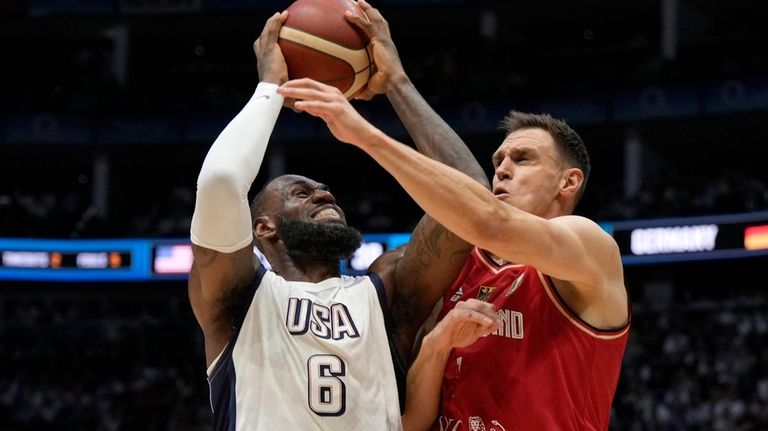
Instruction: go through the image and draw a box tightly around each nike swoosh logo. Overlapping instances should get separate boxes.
[254,94,271,100]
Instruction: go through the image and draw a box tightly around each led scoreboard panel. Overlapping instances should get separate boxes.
[0,238,150,281]
[2,211,768,281]
[608,210,768,265]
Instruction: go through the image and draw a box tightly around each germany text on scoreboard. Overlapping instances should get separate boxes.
[604,210,768,265]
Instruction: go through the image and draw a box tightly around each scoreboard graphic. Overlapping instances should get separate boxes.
[2,211,767,281]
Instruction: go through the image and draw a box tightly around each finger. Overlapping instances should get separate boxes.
[352,88,374,101]
[457,299,499,321]
[260,12,280,40]
[344,9,373,38]
[278,85,338,103]
[265,11,288,43]
[463,298,497,311]
[357,0,377,15]
[458,298,494,310]
[484,318,503,332]
[357,0,387,28]
[278,87,325,101]
[292,100,336,120]
[451,309,496,327]
[283,98,299,111]
[281,77,339,93]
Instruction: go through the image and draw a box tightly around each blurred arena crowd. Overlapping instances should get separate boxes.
[2,274,767,430]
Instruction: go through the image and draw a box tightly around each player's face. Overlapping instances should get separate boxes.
[269,175,361,260]
[276,176,348,226]
[491,129,566,217]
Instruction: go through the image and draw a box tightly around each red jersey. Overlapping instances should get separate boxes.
[432,247,629,431]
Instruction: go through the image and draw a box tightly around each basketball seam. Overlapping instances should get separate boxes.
[280,37,371,97]
[279,26,370,72]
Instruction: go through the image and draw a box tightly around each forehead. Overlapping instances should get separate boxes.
[269,175,328,193]
[495,128,556,156]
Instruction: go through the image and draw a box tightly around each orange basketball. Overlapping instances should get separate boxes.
[278,0,372,99]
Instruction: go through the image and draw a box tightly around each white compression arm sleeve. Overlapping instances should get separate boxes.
[190,82,284,253]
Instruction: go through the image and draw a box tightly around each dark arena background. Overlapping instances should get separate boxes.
[2,0,768,429]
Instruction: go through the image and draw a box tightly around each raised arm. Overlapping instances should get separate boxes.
[347,0,490,355]
[348,1,487,184]
[188,12,287,366]
[277,79,627,329]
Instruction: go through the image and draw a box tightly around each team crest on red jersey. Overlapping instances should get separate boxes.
[476,286,495,302]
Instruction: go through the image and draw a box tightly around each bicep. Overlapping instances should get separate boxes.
[190,243,257,309]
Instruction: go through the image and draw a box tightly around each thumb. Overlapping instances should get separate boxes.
[353,88,375,101]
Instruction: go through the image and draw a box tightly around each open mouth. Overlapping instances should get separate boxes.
[493,188,509,198]
[311,207,343,221]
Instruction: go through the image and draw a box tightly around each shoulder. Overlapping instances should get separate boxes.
[366,246,406,307]
[550,214,605,232]
[546,215,623,286]
[551,215,618,251]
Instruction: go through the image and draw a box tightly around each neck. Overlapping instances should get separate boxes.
[270,255,342,283]
[488,252,509,266]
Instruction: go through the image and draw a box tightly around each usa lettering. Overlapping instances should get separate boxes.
[286,297,360,340]
[493,309,524,339]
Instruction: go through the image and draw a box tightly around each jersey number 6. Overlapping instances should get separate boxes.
[307,354,347,416]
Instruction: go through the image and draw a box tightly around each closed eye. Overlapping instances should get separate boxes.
[491,155,503,168]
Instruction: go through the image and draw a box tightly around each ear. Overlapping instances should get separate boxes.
[560,168,584,197]
[253,216,277,240]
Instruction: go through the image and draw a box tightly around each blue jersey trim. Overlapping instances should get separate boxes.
[209,352,237,431]
[368,270,388,312]
[367,271,408,412]
[208,263,269,430]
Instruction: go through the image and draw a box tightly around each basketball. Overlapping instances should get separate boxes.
[279,0,372,99]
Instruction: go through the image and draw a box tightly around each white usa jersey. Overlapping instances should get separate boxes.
[207,265,403,431]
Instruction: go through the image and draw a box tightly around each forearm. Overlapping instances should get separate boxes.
[190,83,284,252]
[402,331,452,431]
[361,129,504,249]
[386,76,489,187]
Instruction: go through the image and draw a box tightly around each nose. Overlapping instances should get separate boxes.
[311,189,336,205]
[495,157,513,181]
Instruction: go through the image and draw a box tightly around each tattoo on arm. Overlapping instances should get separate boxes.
[411,224,448,272]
